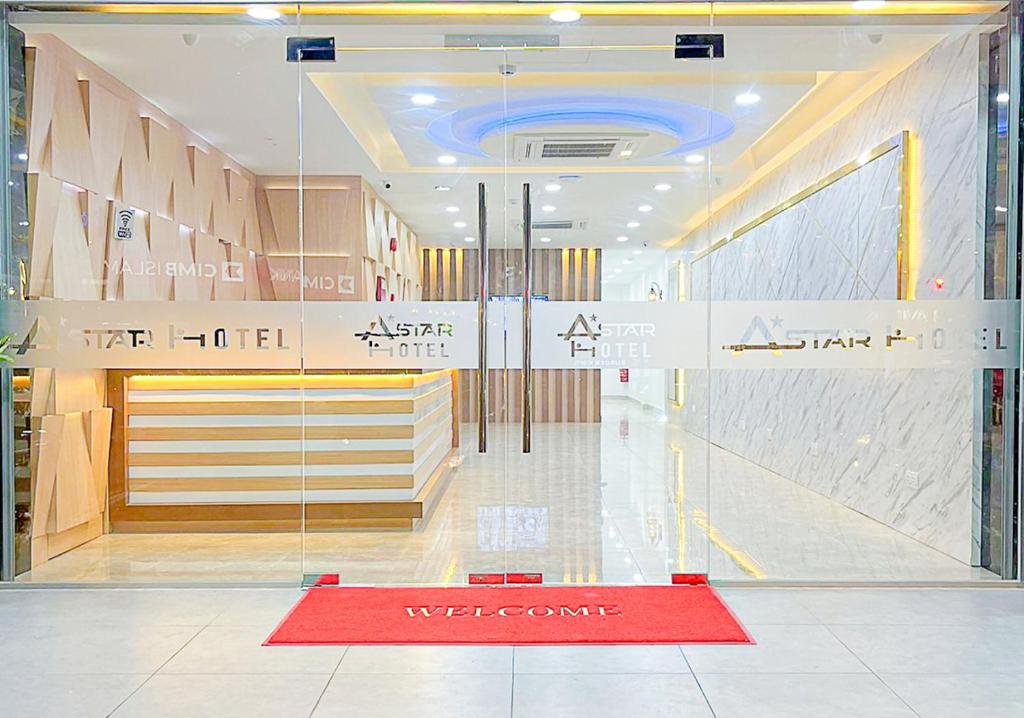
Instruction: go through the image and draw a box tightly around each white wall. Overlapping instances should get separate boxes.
[600,260,669,412]
[660,32,984,563]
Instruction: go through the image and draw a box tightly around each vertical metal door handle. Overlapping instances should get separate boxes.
[522,183,532,453]
[477,183,488,453]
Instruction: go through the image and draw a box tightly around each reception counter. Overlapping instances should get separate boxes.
[106,370,459,532]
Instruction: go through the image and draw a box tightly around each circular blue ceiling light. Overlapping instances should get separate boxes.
[425,95,735,158]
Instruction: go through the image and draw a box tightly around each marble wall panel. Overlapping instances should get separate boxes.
[679,96,974,561]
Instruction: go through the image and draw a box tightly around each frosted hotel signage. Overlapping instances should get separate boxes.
[2,299,1019,370]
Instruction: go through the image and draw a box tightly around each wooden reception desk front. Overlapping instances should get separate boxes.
[105,370,459,532]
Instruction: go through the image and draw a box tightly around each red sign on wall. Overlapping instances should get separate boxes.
[619,368,629,383]
[375,276,385,301]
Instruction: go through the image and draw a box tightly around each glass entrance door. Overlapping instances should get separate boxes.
[498,42,716,585]
[294,27,717,586]
[294,42,518,585]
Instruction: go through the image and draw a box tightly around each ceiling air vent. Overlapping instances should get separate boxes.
[532,220,576,231]
[513,132,646,162]
[515,219,589,232]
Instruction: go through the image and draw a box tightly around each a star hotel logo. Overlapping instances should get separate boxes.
[558,313,602,357]
[354,314,454,358]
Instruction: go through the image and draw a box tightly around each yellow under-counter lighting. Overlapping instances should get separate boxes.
[84,2,1005,18]
[127,372,449,391]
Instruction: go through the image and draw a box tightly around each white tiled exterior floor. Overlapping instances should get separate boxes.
[1,586,1023,717]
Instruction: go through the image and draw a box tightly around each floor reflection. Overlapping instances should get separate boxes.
[20,399,997,583]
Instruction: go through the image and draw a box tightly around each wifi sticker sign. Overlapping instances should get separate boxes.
[113,207,136,242]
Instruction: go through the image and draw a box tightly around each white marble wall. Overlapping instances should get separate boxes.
[676,33,982,564]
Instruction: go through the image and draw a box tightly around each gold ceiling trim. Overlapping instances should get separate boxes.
[65,2,1006,18]
[691,131,911,299]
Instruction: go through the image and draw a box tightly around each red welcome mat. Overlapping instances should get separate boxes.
[265,585,753,645]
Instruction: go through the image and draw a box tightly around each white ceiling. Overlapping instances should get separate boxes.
[14,11,974,285]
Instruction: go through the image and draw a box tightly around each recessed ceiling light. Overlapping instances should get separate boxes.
[437,155,457,165]
[619,149,634,157]
[434,185,451,192]
[624,259,633,265]
[654,183,672,192]
[411,93,437,106]
[613,267,623,273]
[541,205,556,213]
[684,153,704,165]
[638,204,653,212]
[852,0,886,9]
[549,7,582,22]
[632,249,642,255]
[247,5,281,20]
[464,236,476,243]
[735,92,761,106]
[540,236,552,243]
[454,221,467,228]
[616,236,629,243]
[995,205,1008,212]
[998,91,1010,103]
[445,206,460,213]
[627,221,640,228]
[16,152,27,161]
[544,183,562,192]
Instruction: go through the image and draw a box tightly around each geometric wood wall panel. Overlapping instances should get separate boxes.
[25,35,264,304]
[19,34,425,570]
[29,407,111,559]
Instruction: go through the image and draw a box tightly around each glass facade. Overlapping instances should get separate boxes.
[0,1,1020,585]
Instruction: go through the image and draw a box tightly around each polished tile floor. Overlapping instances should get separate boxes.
[0,586,1022,717]
[19,399,997,584]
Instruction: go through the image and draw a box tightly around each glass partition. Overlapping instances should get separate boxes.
[2,3,305,582]
[0,1,1019,587]
[698,0,1019,581]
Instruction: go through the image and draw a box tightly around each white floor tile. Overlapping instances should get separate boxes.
[514,645,690,674]
[313,673,513,717]
[829,624,1024,674]
[796,589,1024,626]
[110,674,329,718]
[161,625,345,674]
[880,673,1024,717]
[512,673,714,717]
[683,625,868,674]
[208,590,305,629]
[337,645,513,674]
[0,589,229,628]
[0,673,148,718]
[697,673,917,717]
[716,589,821,625]
[0,623,202,675]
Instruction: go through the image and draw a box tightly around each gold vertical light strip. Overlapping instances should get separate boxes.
[691,133,907,263]
[673,447,686,572]
[896,130,915,299]
[673,260,687,406]
[454,247,464,300]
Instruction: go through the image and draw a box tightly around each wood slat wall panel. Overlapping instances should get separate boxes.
[421,247,601,423]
